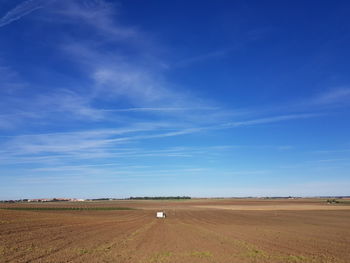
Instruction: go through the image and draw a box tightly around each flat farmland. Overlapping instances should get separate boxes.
[1,199,350,263]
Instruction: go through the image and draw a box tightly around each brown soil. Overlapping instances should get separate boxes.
[1,199,349,263]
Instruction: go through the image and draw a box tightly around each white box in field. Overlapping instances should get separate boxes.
[156,212,166,218]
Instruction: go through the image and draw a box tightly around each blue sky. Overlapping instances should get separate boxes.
[0,0,350,199]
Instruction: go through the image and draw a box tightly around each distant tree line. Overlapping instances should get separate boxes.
[129,196,191,200]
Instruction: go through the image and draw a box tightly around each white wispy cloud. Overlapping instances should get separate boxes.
[2,0,320,133]
[52,0,136,40]
[312,149,350,154]
[0,64,26,93]
[0,121,201,159]
[0,0,52,28]
[2,0,191,128]
[173,48,235,68]
[0,115,304,167]
[310,87,350,106]
[0,139,296,166]
[35,89,105,120]
[50,2,225,126]
[92,66,177,106]
[102,107,219,113]
[245,87,350,120]
[224,113,318,127]
[312,158,350,163]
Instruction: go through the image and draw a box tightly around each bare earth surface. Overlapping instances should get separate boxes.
[1,199,350,263]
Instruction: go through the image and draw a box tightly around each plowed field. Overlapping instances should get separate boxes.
[1,199,350,263]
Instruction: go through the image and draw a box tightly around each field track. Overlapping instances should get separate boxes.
[1,199,350,263]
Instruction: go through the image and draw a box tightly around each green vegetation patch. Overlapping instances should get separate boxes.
[326,199,350,205]
[284,254,308,263]
[77,248,91,255]
[0,207,136,211]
